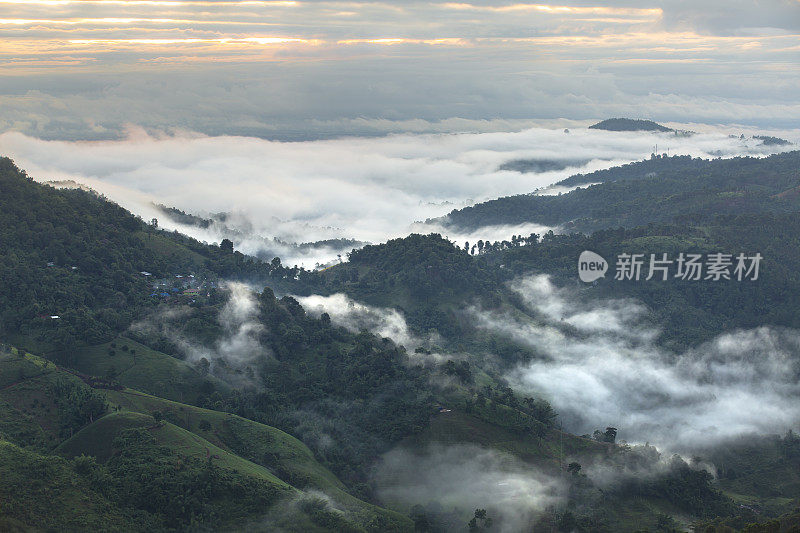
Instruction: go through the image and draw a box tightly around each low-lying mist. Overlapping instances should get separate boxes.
[296,293,450,363]
[295,275,800,453]
[1,125,794,266]
[476,275,800,452]
[373,444,566,533]
[130,281,269,389]
[297,293,419,348]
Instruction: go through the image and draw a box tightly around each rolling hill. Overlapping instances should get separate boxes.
[0,348,413,531]
[588,118,673,132]
[436,151,800,233]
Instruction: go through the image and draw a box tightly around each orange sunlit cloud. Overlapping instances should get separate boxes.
[0,18,281,26]
[476,31,800,48]
[442,3,662,17]
[4,31,794,61]
[0,0,794,136]
[0,0,298,6]
[337,38,466,45]
[0,0,793,70]
[68,37,316,45]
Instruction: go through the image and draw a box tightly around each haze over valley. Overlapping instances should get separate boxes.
[1,124,796,266]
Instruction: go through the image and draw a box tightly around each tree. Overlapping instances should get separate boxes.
[604,427,618,443]
[468,509,492,532]
[320,312,331,327]
[568,462,582,475]
[220,238,234,253]
[531,421,548,443]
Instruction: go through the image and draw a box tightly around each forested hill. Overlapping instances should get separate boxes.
[0,159,430,531]
[0,158,322,352]
[589,118,673,132]
[436,151,800,232]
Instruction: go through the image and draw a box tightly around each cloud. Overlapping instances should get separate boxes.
[2,126,795,266]
[213,281,270,374]
[296,293,450,359]
[473,275,800,451]
[130,281,269,388]
[373,443,566,533]
[0,0,798,138]
[298,293,418,344]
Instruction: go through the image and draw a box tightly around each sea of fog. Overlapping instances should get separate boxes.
[1,124,797,267]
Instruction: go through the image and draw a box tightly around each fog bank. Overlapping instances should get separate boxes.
[374,444,566,533]
[1,126,794,266]
[475,275,800,451]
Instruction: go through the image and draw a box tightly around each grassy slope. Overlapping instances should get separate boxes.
[57,336,230,403]
[0,440,153,532]
[0,351,80,449]
[0,348,412,531]
[43,413,349,532]
[101,388,411,526]
[55,411,290,487]
[712,438,800,516]
[406,409,605,471]
[106,388,344,488]
[132,230,208,270]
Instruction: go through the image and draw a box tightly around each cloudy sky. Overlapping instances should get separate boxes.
[1,0,798,139]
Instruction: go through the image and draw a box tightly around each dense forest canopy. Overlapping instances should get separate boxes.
[0,158,330,352]
[437,151,800,232]
[588,118,673,132]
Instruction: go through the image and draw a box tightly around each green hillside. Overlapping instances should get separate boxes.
[101,389,412,526]
[56,411,290,486]
[2,155,800,531]
[0,348,413,532]
[0,161,430,510]
[0,157,321,355]
[438,151,800,232]
[0,439,160,532]
[0,350,106,447]
[589,118,673,132]
[51,335,231,404]
[104,389,348,492]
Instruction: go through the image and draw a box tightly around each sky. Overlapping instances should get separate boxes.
[1,0,798,140]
